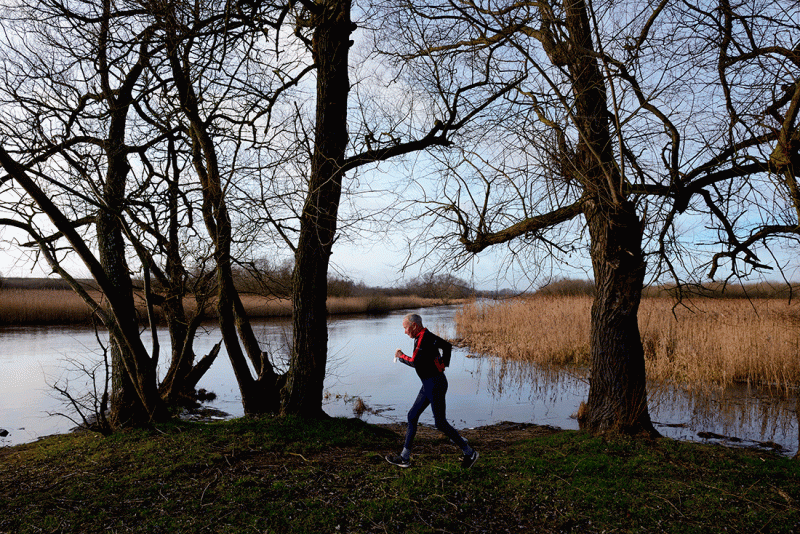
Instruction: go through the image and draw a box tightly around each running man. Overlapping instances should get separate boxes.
[385,313,479,468]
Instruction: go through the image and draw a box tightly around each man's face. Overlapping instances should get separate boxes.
[403,319,418,338]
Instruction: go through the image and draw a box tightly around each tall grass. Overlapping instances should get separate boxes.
[639,298,800,394]
[455,296,800,395]
[455,296,592,366]
[0,289,99,325]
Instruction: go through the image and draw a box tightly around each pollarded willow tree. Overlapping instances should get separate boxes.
[382,0,800,436]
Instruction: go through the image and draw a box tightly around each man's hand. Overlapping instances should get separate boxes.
[395,348,404,362]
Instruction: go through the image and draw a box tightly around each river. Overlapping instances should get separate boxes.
[1,305,797,455]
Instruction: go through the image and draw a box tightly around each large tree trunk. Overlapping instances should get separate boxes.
[108,337,150,427]
[549,0,656,436]
[94,0,168,427]
[97,185,164,425]
[580,200,657,436]
[97,203,145,428]
[96,170,140,427]
[281,0,352,416]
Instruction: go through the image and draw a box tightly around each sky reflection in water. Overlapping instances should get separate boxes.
[1,305,796,455]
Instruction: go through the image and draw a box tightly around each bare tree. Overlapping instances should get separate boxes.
[0,0,220,425]
[278,0,523,415]
[148,0,516,417]
[381,0,800,435]
[662,0,800,457]
[0,0,174,425]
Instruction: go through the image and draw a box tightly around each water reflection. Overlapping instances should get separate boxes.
[473,355,798,455]
[1,306,797,456]
[649,383,797,453]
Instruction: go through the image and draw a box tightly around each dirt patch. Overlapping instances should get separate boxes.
[229,420,565,474]
[379,420,561,445]
[373,420,563,460]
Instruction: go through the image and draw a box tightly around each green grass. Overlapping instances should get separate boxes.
[1,416,799,533]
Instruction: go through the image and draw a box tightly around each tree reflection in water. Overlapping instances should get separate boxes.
[475,356,798,456]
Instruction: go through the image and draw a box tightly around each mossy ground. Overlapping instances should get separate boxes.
[1,416,798,533]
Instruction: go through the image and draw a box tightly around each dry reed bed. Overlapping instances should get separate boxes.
[0,289,446,325]
[0,289,100,324]
[455,296,800,394]
[236,294,447,316]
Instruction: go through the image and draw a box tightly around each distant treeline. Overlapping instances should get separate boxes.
[5,275,797,301]
[0,270,510,300]
[0,270,519,326]
[229,262,509,300]
[534,278,800,300]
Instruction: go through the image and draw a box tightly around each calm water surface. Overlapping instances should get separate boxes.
[1,305,797,455]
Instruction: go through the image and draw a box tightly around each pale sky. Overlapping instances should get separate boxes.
[0,217,529,291]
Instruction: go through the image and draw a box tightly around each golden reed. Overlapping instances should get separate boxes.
[454,296,800,395]
[0,289,99,324]
[0,289,447,325]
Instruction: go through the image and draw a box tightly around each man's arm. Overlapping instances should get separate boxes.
[395,347,415,367]
[429,334,452,371]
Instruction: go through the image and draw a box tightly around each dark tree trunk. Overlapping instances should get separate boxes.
[97,170,164,425]
[580,200,656,435]
[158,150,205,404]
[92,0,168,427]
[97,198,147,427]
[162,10,282,415]
[159,303,211,404]
[547,0,656,436]
[201,122,280,415]
[281,0,353,416]
[157,300,194,403]
[99,105,161,426]
[95,142,134,424]
[108,337,150,427]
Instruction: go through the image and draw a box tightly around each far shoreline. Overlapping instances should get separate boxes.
[0,285,469,326]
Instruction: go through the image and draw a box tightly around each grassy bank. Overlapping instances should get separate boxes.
[1,417,798,533]
[455,296,800,394]
[0,289,452,325]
